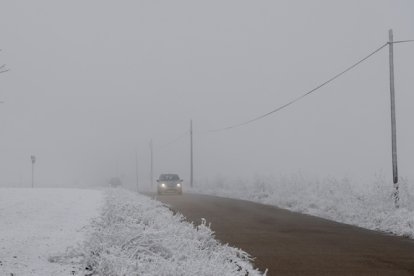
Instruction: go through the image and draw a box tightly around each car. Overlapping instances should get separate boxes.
[109,177,122,188]
[157,174,183,195]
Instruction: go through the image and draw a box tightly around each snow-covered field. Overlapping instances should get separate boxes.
[0,188,104,275]
[1,188,263,276]
[191,174,414,239]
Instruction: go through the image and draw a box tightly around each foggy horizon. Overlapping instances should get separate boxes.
[1,1,413,189]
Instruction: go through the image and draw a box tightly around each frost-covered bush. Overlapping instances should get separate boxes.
[76,189,263,276]
[191,174,414,239]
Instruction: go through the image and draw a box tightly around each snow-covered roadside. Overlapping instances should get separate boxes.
[0,188,103,276]
[67,189,264,276]
[190,174,414,239]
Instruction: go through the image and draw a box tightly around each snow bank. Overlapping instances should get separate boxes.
[0,188,103,276]
[66,189,263,276]
[190,174,414,239]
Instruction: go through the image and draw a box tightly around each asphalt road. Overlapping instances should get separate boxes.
[147,193,414,276]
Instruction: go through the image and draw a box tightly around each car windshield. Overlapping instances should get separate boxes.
[159,174,179,181]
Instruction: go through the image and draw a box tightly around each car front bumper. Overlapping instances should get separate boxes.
[157,185,182,194]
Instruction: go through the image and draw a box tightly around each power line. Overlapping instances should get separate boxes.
[159,130,189,149]
[162,39,413,136]
[203,42,390,133]
[392,39,414,44]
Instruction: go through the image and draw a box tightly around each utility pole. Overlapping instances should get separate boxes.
[388,29,399,208]
[150,140,154,190]
[30,155,36,188]
[135,150,139,192]
[190,120,194,188]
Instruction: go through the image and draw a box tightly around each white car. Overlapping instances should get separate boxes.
[157,174,183,195]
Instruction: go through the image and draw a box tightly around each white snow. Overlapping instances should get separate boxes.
[190,174,414,239]
[0,188,104,276]
[65,189,264,276]
[1,187,263,275]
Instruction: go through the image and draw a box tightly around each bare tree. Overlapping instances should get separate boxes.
[0,49,7,104]
[0,49,9,74]
[0,65,9,74]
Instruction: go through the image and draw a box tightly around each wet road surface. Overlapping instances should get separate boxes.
[146,193,414,276]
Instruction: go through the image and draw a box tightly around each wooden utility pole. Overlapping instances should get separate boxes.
[388,29,399,208]
[150,140,154,189]
[135,150,139,192]
[190,120,194,188]
[30,155,36,188]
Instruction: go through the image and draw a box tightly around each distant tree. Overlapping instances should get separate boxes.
[0,65,7,74]
[0,49,9,74]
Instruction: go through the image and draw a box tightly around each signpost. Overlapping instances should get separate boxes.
[150,140,154,189]
[190,120,193,188]
[31,155,36,188]
[135,150,139,192]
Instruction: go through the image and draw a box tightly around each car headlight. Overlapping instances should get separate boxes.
[176,183,181,187]
[161,183,166,188]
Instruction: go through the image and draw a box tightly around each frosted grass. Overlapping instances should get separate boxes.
[191,174,414,239]
[62,189,264,276]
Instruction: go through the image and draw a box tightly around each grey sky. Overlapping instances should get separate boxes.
[0,1,413,188]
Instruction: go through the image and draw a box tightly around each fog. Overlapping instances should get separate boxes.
[0,1,413,189]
